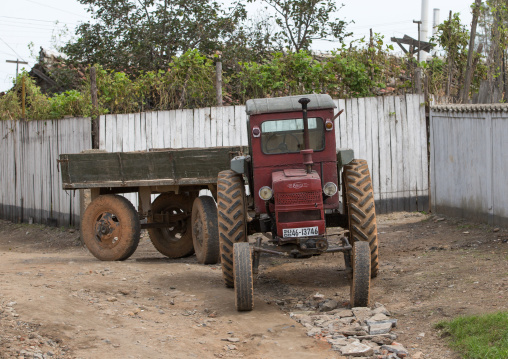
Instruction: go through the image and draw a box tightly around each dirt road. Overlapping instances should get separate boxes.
[0,213,507,359]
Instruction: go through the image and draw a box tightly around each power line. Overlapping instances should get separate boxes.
[0,23,65,31]
[0,36,26,61]
[23,0,89,19]
[349,20,415,30]
[0,15,79,25]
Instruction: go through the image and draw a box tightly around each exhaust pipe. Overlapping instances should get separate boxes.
[298,97,313,174]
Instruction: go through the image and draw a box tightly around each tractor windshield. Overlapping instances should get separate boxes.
[261,118,324,154]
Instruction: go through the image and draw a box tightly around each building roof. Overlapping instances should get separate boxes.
[245,94,336,115]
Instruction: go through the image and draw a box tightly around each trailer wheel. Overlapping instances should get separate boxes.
[148,194,194,258]
[192,196,220,264]
[350,241,371,307]
[234,242,254,311]
[217,170,248,288]
[81,195,140,261]
[343,159,380,278]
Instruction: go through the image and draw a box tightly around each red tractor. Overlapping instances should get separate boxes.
[216,94,379,311]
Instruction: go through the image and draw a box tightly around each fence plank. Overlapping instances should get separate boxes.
[239,105,248,146]
[418,96,429,211]
[144,112,152,151]
[210,107,217,147]
[99,115,106,150]
[345,99,353,149]
[204,108,212,148]
[376,97,387,213]
[159,111,168,148]
[406,95,419,211]
[366,97,379,202]
[184,109,194,148]
[227,106,237,146]
[388,97,398,211]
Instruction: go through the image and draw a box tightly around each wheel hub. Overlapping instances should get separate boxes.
[94,212,121,248]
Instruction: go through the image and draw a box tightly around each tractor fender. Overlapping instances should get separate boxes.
[337,149,354,169]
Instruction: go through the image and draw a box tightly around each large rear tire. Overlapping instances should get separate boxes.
[148,194,194,258]
[234,242,254,311]
[192,196,220,264]
[350,241,371,307]
[343,159,379,278]
[217,170,248,288]
[81,195,140,261]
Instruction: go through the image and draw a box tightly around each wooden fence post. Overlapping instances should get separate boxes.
[90,66,99,149]
[216,59,223,106]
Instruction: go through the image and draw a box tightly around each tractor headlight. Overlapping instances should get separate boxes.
[259,186,273,201]
[323,182,338,197]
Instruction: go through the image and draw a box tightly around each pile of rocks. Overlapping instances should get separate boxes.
[289,296,412,358]
[0,300,72,359]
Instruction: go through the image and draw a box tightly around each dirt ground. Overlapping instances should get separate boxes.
[0,212,507,359]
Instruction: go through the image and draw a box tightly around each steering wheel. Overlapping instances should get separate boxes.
[265,133,301,153]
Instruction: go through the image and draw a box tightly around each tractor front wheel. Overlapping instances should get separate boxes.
[350,241,371,307]
[217,170,248,288]
[233,242,254,311]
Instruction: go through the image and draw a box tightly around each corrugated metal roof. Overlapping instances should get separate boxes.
[245,94,336,115]
[431,104,508,113]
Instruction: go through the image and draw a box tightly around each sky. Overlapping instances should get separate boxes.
[0,0,475,92]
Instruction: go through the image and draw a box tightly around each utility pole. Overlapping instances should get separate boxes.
[6,59,28,84]
[413,20,422,94]
[90,67,100,149]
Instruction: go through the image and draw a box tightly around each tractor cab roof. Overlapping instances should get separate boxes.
[245,94,336,116]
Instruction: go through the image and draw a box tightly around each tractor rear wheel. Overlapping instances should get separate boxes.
[350,241,371,307]
[234,242,254,311]
[217,170,248,288]
[148,194,194,259]
[343,159,379,278]
[192,196,220,264]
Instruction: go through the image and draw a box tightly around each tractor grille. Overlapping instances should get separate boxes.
[278,210,321,223]
[275,191,321,205]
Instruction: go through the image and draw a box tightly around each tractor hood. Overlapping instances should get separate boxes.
[272,169,322,198]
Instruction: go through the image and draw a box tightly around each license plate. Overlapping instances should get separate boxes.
[283,226,319,238]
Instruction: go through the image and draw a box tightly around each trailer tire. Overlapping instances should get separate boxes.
[343,159,379,278]
[350,241,371,307]
[217,170,248,288]
[234,242,254,311]
[192,196,220,264]
[81,195,140,261]
[148,194,194,259]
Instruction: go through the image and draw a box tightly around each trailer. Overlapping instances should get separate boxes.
[59,146,246,263]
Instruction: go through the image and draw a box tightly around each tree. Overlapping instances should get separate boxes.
[248,0,352,51]
[63,0,246,72]
[476,0,508,102]
[433,13,470,97]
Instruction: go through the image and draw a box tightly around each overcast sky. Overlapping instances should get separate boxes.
[0,0,475,92]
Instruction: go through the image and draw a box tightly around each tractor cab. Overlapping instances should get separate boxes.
[245,94,339,244]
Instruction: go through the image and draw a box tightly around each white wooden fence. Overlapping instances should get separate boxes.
[0,94,428,226]
[0,119,91,226]
[430,104,508,225]
[99,94,428,214]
